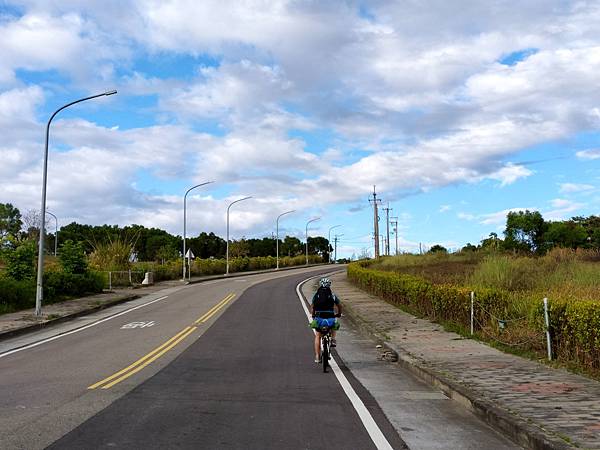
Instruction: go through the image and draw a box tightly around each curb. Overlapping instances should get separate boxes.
[340,298,574,450]
[0,293,140,342]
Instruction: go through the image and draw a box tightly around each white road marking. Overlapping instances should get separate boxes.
[0,296,169,359]
[296,276,394,450]
[121,321,156,329]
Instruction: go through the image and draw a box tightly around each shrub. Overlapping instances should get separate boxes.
[0,276,35,313]
[43,270,104,302]
[59,240,88,274]
[4,240,36,280]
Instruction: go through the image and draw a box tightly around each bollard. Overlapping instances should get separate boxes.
[470,291,474,335]
[108,271,112,291]
[543,297,552,361]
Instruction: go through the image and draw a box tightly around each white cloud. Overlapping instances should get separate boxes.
[559,182,595,193]
[439,205,451,213]
[576,149,600,160]
[479,207,536,225]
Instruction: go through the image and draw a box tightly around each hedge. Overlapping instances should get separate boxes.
[0,271,104,314]
[348,260,600,372]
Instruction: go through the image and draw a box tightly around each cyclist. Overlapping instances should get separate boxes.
[310,277,342,363]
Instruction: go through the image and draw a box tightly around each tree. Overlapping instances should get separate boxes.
[0,203,22,240]
[480,232,503,250]
[281,236,303,256]
[307,236,330,260]
[428,244,448,254]
[59,240,88,274]
[503,210,546,253]
[188,232,226,259]
[229,238,250,258]
[4,240,36,280]
[460,243,478,252]
[542,221,587,250]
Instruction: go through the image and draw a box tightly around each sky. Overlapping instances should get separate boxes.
[1,0,600,259]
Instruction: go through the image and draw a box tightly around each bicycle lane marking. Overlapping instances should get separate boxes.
[296,276,394,450]
[0,295,170,360]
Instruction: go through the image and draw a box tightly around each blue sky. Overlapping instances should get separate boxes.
[1,1,600,258]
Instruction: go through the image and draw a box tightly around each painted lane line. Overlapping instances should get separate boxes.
[194,293,235,324]
[100,326,197,389]
[200,294,235,323]
[88,326,193,390]
[296,277,393,450]
[0,295,169,360]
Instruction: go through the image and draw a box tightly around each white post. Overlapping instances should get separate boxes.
[109,271,112,291]
[128,269,132,285]
[470,291,474,335]
[543,297,552,361]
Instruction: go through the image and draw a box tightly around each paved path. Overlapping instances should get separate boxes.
[331,271,600,449]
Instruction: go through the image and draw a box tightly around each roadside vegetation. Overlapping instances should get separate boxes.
[0,202,326,314]
[349,211,600,379]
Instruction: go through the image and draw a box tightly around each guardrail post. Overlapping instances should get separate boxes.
[470,291,474,335]
[543,297,552,361]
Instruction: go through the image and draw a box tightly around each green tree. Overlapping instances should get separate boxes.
[58,240,88,274]
[503,210,546,253]
[188,232,226,259]
[460,243,478,252]
[480,232,503,250]
[428,244,448,254]
[156,245,178,264]
[281,236,303,256]
[5,240,36,280]
[307,236,329,260]
[0,203,23,240]
[542,221,587,249]
[229,239,250,258]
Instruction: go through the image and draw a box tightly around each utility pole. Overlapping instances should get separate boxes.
[333,234,344,262]
[382,203,392,256]
[391,216,398,255]
[369,186,381,258]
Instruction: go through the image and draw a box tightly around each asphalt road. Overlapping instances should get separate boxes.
[1,266,519,449]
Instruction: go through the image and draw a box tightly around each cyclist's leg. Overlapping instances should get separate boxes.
[314,331,322,361]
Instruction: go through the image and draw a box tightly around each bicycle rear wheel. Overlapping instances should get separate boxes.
[322,338,329,373]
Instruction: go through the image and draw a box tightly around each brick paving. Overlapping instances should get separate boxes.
[331,271,600,449]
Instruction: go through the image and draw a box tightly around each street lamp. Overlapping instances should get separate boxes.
[226,196,252,275]
[45,210,58,256]
[276,210,295,270]
[35,90,117,317]
[328,225,341,263]
[305,217,321,265]
[183,181,214,281]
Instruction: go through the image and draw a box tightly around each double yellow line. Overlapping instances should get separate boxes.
[89,293,235,390]
[194,293,235,324]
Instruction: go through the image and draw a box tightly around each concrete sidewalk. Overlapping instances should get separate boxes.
[330,271,600,450]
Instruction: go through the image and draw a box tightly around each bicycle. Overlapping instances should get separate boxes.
[319,325,333,373]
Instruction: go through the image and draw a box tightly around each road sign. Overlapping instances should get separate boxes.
[185,249,195,259]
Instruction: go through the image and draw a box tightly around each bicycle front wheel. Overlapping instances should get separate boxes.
[322,339,329,373]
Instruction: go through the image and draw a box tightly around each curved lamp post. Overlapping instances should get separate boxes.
[305,217,321,265]
[183,181,214,281]
[328,224,341,263]
[35,90,117,316]
[226,196,252,275]
[45,210,58,256]
[276,210,295,270]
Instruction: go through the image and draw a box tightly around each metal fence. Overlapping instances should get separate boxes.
[103,271,145,290]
